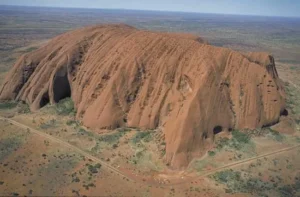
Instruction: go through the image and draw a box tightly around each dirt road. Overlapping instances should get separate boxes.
[1,116,299,187]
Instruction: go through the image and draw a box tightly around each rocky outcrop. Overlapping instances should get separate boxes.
[0,24,286,168]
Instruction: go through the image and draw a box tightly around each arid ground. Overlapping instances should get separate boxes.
[0,5,300,197]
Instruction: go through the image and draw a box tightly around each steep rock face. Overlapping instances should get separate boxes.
[0,24,286,168]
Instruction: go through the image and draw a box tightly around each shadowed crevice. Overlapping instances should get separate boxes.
[40,91,50,108]
[280,109,289,116]
[53,68,71,103]
[213,126,223,135]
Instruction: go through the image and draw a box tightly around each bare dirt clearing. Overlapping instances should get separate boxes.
[0,108,300,196]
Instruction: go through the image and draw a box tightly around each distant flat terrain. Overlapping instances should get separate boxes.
[0,5,300,66]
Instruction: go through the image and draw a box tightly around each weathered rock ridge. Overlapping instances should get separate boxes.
[0,24,286,168]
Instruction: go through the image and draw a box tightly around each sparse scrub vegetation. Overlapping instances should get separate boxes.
[0,101,18,109]
[193,159,217,172]
[211,169,300,196]
[212,169,242,185]
[285,82,300,115]
[55,98,76,115]
[0,137,22,160]
[86,163,101,174]
[39,119,57,129]
[99,128,130,144]
[216,137,230,150]
[17,102,31,114]
[232,130,250,144]
[278,179,300,197]
[126,130,163,170]
[130,147,161,171]
[66,120,79,126]
[216,130,253,151]
[72,176,80,183]
[83,183,96,190]
[36,152,79,192]
[208,151,216,156]
[99,132,122,144]
[117,127,131,132]
[266,128,285,142]
[44,140,50,146]
[0,101,31,114]
[78,128,93,137]
[212,169,273,195]
[131,130,153,144]
[90,142,101,154]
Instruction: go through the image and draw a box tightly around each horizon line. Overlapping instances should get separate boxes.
[1,4,300,18]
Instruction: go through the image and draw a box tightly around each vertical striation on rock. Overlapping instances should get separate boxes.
[0,24,286,168]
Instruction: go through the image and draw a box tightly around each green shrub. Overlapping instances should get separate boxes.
[66,120,79,126]
[117,128,131,132]
[212,169,242,184]
[112,144,118,149]
[17,103,31,114]
[99,128,130,144]
[83,183,96,189]
[0,137,22,160]
[267,128,285,142]
[77,128,94,137]
[0,101,31,113]
[0,101,18,109]
[227,130,251,150]
[284,83,300,115]
[208,151,216,156]
[277,177,300,197]
[55,98,75,115]
[232,130,250,144]
[91,142,101,154]
[278,185,295,197]
[86,163,101,174]
[99,132,123,144]
[131,131,152,144]
[216,137,230,150]
[215,130,255,155]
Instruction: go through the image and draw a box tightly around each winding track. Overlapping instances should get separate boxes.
[0,117,133,181]
[1,116,299,187]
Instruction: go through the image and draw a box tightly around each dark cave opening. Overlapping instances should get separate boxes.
[53,70,71,103]
[213,126,223,135]
[280,109,289,116]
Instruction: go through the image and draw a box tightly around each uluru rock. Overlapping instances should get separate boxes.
[0,24,286,168]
